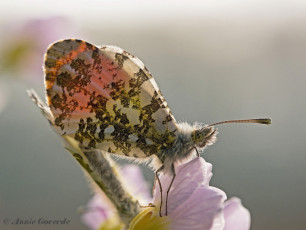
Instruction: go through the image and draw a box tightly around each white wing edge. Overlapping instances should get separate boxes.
[27,89,54,123]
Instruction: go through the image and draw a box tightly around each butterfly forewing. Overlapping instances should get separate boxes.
[44,39,177,158]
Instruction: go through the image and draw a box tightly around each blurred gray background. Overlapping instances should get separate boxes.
[1,1,306,229]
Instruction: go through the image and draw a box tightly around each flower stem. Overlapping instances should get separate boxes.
[64,136,139,225]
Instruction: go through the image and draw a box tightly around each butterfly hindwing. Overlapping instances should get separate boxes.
[44,39,177,158]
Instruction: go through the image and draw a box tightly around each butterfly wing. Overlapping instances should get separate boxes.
[27,89,53,123]
[44,39,177,158]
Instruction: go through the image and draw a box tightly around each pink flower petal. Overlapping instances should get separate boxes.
[81,195,114,230]
[169,186,226,230]
[151,157,231,230]
[153,157,213,215]
[223,197,251,230]
[120,164,152,203]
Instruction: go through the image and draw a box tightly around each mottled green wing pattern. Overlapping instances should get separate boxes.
[44,39,177,158]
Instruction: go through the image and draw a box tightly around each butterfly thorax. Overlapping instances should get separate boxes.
[154,123,218,175]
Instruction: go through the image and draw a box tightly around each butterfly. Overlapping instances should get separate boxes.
[28,39,271,216]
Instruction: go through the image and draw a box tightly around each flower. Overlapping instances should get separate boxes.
[132,156,251,230]
[81,156,250,230]
[0,16,75,82]
[223,197,251,230]
[81,194,119,230]
[119,165,153,205]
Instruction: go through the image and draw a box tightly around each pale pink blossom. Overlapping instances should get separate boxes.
[81,194,115,230]
[0,17,75,82]
[149,157,251,230]
[223,197,251,230]
[82,157,250,230]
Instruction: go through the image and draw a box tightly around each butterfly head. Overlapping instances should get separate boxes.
[191,125,218,148]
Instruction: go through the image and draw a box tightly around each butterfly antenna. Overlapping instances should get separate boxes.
[208,118,272,127]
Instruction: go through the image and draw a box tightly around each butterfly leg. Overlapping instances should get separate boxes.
[155,165,164,217]
[194,147,200,157]
[165,163,176,216]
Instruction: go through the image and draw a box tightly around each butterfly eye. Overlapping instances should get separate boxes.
[191,130,203,144]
